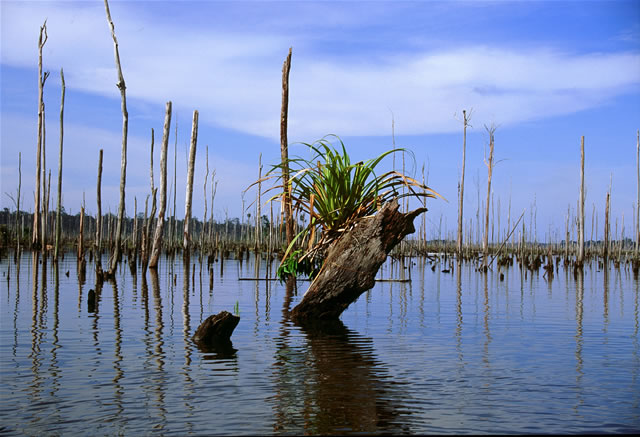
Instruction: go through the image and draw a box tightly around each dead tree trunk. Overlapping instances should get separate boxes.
[290,199,426,322]
[183,110,199,253]
[456,109,470,256]
[149,101,172,268]
[105,0,129,275]
[32,21,48,249]
[54,69,65,262]
[578,135,585,266]
[483,124,496,270]
[95,149,103,253]
[636,129,639,259]
[280,48,293,248]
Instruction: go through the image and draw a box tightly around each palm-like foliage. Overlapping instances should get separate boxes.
[253,135,442,279]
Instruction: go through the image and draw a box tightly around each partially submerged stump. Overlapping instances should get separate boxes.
[291,198,426,322]
[192,311,240,345]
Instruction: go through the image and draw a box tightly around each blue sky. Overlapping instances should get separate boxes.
[1,0,639,243]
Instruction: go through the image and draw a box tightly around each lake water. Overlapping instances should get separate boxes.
[1,251,638,435]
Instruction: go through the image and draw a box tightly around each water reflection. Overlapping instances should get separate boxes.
[272,318,412,435]
[148,268,169,430]
[574,269,585,413]
[3,251,640,435]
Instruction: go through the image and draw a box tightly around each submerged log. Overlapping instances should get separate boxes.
[193,311,239,345]
[291,198,426,322]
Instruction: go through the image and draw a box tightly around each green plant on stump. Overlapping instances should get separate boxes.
[249,135,442,281]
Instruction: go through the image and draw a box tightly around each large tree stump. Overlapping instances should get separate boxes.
[193,311,240,344]
[291,199,426,322]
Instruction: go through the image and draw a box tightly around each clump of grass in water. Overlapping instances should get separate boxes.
[251,135,442,281]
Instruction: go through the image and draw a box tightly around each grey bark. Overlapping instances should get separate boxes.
[183,110,199,252]
[456,109,469,255]
[32,21,48,249]
[54,69,65,261]
[105,0,129,275]
[149,101,172,268]
[578,136,585,265]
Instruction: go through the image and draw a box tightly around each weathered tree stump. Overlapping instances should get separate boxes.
[291,198,426,322]
[192,311,240,345]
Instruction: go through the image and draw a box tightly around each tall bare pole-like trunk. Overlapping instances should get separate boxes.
[78,206,85,261]
[96,149,103,252]
[42,103,49,249]
[636,129,639,258]
[149,101,172,268]
[183,110,199,253]
[142,129,157,270]
[578,135,585,266]
[54,69,65,262]
[16,153,22,251]
[457,109,470,256]
[604,192,610,259]
[172,118,178,249]
[256,153,263,248]
[104,0,129,274]
[483,124,496,270]
[32,21,48,249]
[280,47,293,248]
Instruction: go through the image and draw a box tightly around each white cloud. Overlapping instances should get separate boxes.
[2,1,639,143]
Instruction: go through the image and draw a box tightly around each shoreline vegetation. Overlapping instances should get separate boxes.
[1,1,639,281]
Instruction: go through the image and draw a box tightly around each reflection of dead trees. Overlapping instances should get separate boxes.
[272,319,411,434]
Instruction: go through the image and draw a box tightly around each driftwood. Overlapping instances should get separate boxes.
[193,311,239,345]
[291,198,426,322]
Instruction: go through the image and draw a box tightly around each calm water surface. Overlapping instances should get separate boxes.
[1,251,638,435]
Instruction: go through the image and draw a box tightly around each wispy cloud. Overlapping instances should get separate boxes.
[3,1,639,143]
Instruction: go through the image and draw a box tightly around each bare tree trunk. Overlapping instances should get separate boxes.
[16,153,22,252]
[96,149,103,252]
[636,129,639,258]
[44,170,51,249]
[105,0,129,275]
[132,197,138,258]
[78,206,85,261]
[483,124,496,270]
[280,47,293,248]
[604,192,610,259]
[578,135,585,266]
[172,118,178,250]
[183,110,199,253]
[202,145,209,252]
[149,101,172,268]
[32,21,48,249]
[256,153,263,249]
[291,199,425,322]
[54,69,65,262]
[457,110,469,256]
[142,129,157,271]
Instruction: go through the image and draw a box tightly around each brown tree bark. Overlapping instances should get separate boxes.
[280,48,293,248]
[290,199,426,322]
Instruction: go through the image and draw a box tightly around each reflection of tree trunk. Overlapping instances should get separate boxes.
[272,320,411,434]
[291,199,425,322]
